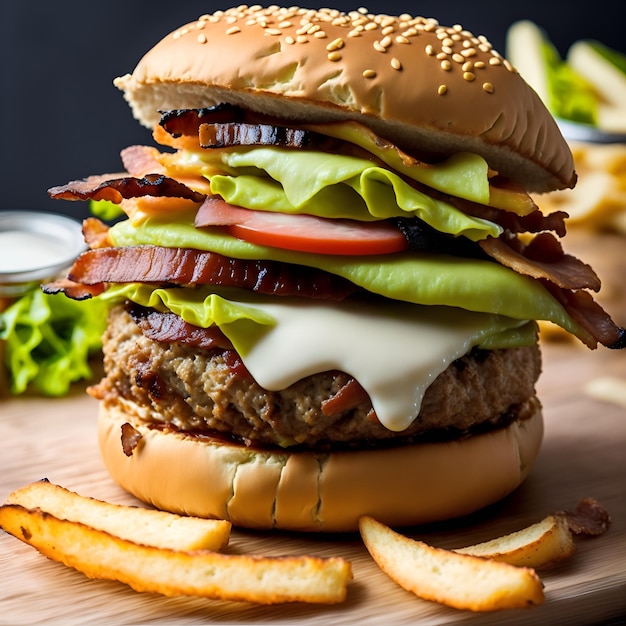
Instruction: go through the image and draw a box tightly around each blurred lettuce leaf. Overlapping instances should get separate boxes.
[0,288,108,396]
[541,40,598,125]
[90,199,125,221]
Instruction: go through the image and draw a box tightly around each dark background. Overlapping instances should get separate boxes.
[2,1,624,221]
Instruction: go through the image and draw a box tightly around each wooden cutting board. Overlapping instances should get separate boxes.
[1,234,625,626]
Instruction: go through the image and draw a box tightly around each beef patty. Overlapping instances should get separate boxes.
[89,304,542,450]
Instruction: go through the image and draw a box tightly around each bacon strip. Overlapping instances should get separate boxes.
[321,378,371,417]
[542,281,625,349]
[557,498,611,536]
[479,232,601,291]
[126,303,233,350]
[66,245,357,301]
[120,145,166,177]
[199,122,333,150]
[159,104,245,137]
[41,278,105,300]
[48,173,206,204]
[82,217,112,249]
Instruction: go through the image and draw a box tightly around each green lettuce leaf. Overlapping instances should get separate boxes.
[97,283,538,357]
[206,148,501,241]
[109,218,589,343]
[306,123,491,204]
[0,288,108,395]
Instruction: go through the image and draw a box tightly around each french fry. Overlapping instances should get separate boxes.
[584,376,626,409]
[359,515,544,612]
[454,514,575,568]
[5,479,231,552]
[0,504,352,605]
[538,142,626,234]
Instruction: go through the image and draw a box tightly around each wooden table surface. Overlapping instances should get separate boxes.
[1,233,625,626]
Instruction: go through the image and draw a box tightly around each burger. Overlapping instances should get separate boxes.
[45,5,624,532]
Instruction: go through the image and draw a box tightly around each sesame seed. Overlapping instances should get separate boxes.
[326,37,344,51]
[380,35,392,48]
[197,33,207,43]
[461,47,476,57]
[382,26,395,35]
[437,84,448,95]
[364,21,378,30]
[314,30,327,38]
[482,82,494,93]
[265,28,282,35]
[489,56,501,66]
[285,35,295,44]
[328,51,342,61]
[391,57,402,70]
[225,26,241,35]
[373,41,387,52]
[363,69,377,78]
[441,59,451,71]
[452,53,465,63]
[278,20,292,28]
[395,35,409,44]
[296,35,308,43]
[474,61,486,69]
[462,61,473,72]
[436,52,447,60]
[425,44,435,55]
[463,71,476,81]
[441,45,453,54]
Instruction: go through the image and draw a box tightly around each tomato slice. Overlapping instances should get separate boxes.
[227,211,407,255]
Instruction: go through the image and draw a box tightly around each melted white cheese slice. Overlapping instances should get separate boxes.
[220,296,528,432]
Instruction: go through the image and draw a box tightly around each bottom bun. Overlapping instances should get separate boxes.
[97,399,543,532]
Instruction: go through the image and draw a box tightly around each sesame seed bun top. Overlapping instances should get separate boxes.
[114,5,575,193]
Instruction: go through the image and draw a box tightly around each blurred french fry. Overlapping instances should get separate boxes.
[455,514,575,568]
[359,515,544,612]
[0,503,352,605]
[5,479,231,552]
[584,376,626,409]
[539,142,626,233]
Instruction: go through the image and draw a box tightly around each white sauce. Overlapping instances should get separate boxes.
[222,297,523,432]
[0,231,69,273]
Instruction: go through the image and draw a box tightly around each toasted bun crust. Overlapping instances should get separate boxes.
[114,6,574,193]
[98,398,543,532]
